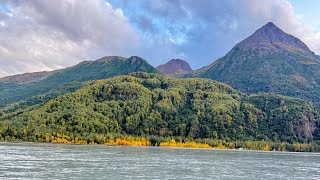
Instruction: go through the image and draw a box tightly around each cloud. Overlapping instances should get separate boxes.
[0,0,319,77]
[0,0,140,77]
[111,0,320,68]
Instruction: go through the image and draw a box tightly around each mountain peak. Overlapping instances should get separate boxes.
[128,56,144,61]
[126,56,148,65]
[258,22,287,38]
[156,59,193,76]
[264,22,277,28]
[236,22,311,53]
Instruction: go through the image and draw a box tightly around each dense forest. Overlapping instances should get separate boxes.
[1,72,320,151]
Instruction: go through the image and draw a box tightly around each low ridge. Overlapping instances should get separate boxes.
[0,70,60,84]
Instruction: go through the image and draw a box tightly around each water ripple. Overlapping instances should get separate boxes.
[0,142,319,180]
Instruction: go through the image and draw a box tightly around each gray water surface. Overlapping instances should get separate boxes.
[0,142,319,179]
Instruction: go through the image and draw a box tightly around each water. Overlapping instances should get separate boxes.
[0,142,319,180]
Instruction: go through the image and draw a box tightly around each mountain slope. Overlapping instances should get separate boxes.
[1,72,319,146]
[156,59,193,76]
[196,22,320,104]
[0,56,158,108]
[0,70,61,84]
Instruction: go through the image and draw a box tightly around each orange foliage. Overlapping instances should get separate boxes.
[106,137,150,146]
[160,139,211,148]
[262,144,270,151]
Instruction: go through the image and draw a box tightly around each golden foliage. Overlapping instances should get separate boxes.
[106,137,150,146]
[160,139,211,148]
[262,144,270,151]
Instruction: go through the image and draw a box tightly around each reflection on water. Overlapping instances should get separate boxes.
[0,142,319,179]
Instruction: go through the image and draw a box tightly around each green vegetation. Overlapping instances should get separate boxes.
[1,72,320,151]
[197,48,320,104]
[0,56,158,108]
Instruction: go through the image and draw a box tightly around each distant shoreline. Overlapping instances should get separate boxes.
[1,140,319,153]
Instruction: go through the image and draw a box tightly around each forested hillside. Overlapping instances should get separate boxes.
[0,56,158,108]
[1,73,319,150]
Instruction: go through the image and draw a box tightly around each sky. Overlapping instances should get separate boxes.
[0,0,319,77]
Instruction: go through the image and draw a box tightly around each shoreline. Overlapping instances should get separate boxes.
[1,140,319,154]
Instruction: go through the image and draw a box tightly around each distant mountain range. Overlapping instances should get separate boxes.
[2,22,320,109]
[156,59,193,76]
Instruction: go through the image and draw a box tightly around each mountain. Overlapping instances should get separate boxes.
[0,70,61,84]
[0,56,158,108]
[1,72,319,149]
[196,22,320,105]
[156,59,193,76]
[236,22,312,53]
